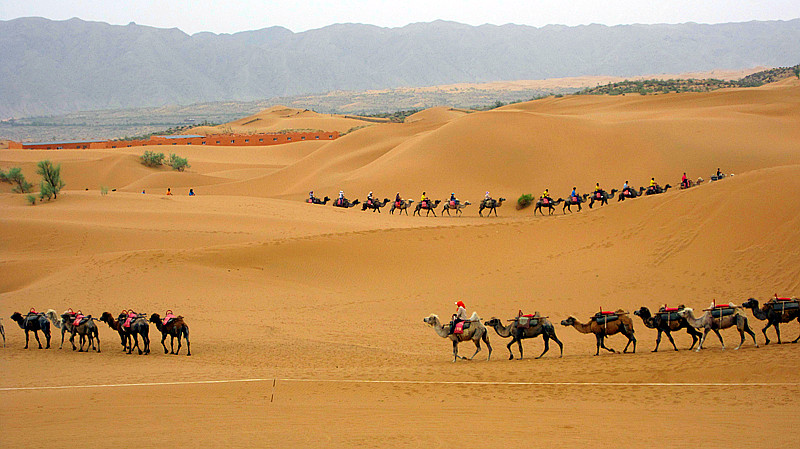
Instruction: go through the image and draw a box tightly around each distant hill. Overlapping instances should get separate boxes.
[1,17,799,118]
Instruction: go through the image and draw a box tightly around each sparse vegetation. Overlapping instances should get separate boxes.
[36,160,65,201]
[0,167,33,193]
[517,194,534,210]
[140,150,166,167]
[168,154,190,172]
[100,185,109,195]
[26,194,36,205]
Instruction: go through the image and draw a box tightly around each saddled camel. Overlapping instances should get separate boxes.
[414,199,441,217]
[645,184,672,195]
[562,194,588,213]
[617,187,645,202]
[45,310,100,352]
[588,189,618,208]
[441,200,471,216]
[306,196,330,205]
[561,310,636,355]
[634,306,701,351]
[114,312,151,355]
[361,198,390,212]
[533,197,563,216]
[10,311,51,349]
[149,313,191,356]
[390,199,414,215]
[742,298,800,345]
[678,307,757,351]
[484,315,563,360]
[332,198,359,208]
[100,311,129,351]
[479,198,505,217]
[423,313,492,362]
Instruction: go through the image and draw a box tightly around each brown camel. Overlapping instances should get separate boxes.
[149,313,191,356]
[390,199,414,215]
[100,311,130,351]
[588,189,618,208]
[441,200,471,216]
[742,297,800,345]
[677,307,757,351]
[361,198,390,212]
[533,197,563,215]
[423,312,492,362]
[560,310,636,355]
[479,198,505,216]
[617,186,645,202]
[634,306,702,351]
[414,199,441,217]
[484,315,563,360]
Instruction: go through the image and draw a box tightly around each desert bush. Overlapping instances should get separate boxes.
[516,193,534,210]
[0,167,32,193]
[36,160,65,200]
[100,185,109,195]
[168,153,190,171]
[795,67,800,79]
[140,150,165,167]
[26,194,36,205]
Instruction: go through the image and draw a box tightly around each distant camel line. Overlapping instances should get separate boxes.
[3,377,799,392]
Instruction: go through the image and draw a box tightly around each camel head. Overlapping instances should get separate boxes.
[633,307,650,319]
[560,316,577,326]
[149,313,161,324]
[741,298,758,309]
[423,314,440,327]
[100,312,116,323]
[10,312,23,323]
[484,317,501,327]
[677,308,692,317]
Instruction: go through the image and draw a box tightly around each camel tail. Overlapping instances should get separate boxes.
[44,309,61,328]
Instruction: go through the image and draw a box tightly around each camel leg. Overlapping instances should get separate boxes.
[687,326,701,350]
[774,322,782,344]
[160,333,168,354]
[599,335,615,353]
[537,334,550,359]
[70,331,77,351]
[451,339,460,362]
[170,335,176,354]
[548,328,564,357]
[697,328,710,351]
[794,317,800,343]
[60,327,67,349]
[742,319,758,348]
[34,330,44,349]
[712,329,725,350]
[175,333,182,355]
[517,334,525,360]
[95,330,100,353]
[482,331,492,361]
[761,322,772,345]
[506,337,516,360]
[653,328,663,352]
[24,329,30,349]
[665,330,678,351]
[468,337,482,360]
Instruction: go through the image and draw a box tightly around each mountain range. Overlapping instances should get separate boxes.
[1,17,799,118]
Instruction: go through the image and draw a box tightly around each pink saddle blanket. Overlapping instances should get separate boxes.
[449,201,456,208]
[73,315,85,326]
[453,322,465,334]
[595,192,602,199]
[542,199,549,205]
[163,314,176,326]
[395,201,402,207]
[570,196,579,203]
[663,307,680,312]
[123,315,136,328]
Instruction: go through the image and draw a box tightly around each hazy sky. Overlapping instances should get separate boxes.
[2,0,799,34]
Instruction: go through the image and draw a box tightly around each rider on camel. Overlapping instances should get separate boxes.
[541,189,552,204]
[367,191,374,206]
[570,186,579,202]
[450,192,458,207]
[681,172,689,189]
[421,191,429,208]
[395,192,402,205]
[309,190,315,202]
[649,177,657,192]
[623,180,629,194]
[449,300,469,334]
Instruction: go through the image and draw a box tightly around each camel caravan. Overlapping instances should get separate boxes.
[7,308,190,356]
[306,170,726,217]
[424,295,797,361]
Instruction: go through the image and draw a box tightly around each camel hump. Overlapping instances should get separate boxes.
[469,311,481,321]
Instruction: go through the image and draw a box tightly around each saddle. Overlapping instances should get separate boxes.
[421,201,430,209]
[73,314,90,326]
[395,201,402,208]
[163,312,177,326]
[336,198,345,206]
[770,299,799,312]
[452,321,471,334]
[367,199,373,206]
[569,197,579,204]
[123,314,141,328]
[593,311,619,325]
[656,311,681,322]
[595,192,603,199]
[449,200,457,208]
[710,305,736,319]
[517,313,540,329]
[623,188,631,196]
[541,198,549,205]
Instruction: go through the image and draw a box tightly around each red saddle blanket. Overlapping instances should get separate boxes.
[542,199,549,205]
[421,203,430,209]
[449,201,456,207]
[623,189,631,196]
[453,321,471,334]
[595,192,602,199]
[570,197,579,203]
[163,314,176,326]
[123,315,137,328]
[73,315,85,326]
[336,199,344,206]
[306,198,312,203]
[395,201,402,207]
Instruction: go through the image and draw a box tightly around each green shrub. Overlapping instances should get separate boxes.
[168,154,190,172]
[36,160,65,200]
[26,194,37,205]
[141,151,165,167]
[516,193,534,210]
[795,67,800,79]
[0,167,32,193]
[100,185,109,195]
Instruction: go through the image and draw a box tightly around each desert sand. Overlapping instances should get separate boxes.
[2,79,800,448]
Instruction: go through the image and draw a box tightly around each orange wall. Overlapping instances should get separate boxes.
[11,131,339,150]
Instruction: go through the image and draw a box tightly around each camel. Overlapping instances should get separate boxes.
[414,199,441,217]
[561,310,636,355]
[306,196,330,205]
[634,306,702,351]
[441,200,471,216]
[390,199,413,215]
[100,311,129,351]
[423,312,492,362]
[484,315,563,360]
[617,186,645,202]
[361,198,390,212]
[332,198,359,208]
[677,307,757,351]
[588,189,618,208]
[562,194,588,213]
[479,198,505,217]
[149,313,191,356]
[113,311,151,355]
[0,318,5,347]
[644,184,672,195]
[10,311,51,349]
[533,197,563,216]
[742,298,800,345]
[45,310,100,352]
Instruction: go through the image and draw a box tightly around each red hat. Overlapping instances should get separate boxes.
[455,301,465,308]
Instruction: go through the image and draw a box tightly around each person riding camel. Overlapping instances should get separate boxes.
[541,188,552,204]
[367,191,374,206]
[649,177,657,192]
[309,190,315,202]
[594,182,603,198]
[337,190,345,206]
[421,191,429,208]
[450,192,458,207]
[623,180,630,195]
[570,186,579,202]
[395,192,402,206]
[681,172,689,189]
[449,300,469,334]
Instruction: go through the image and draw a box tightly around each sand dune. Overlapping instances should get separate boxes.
[2,81,800,448]
[190,106,374,135]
